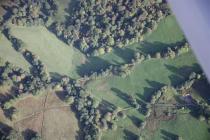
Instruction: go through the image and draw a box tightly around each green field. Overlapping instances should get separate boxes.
[0,33,30,71]
[86,52,200,140]
[0,5,209,139]
[151,114,210,140]
[9,25,86,79]
[83,15,209,139]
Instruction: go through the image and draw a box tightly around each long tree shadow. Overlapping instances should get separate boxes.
[165,63,201,85]
[111,47,136,64]
[98,99,116,114]
[160,129,178,140]
[111,88,131,106]
[137,80,165,102]
[174,92,201,119]
[138,40,186,54]
[76,57,112,77]
[128,115,142,128]
[49,72,64,82]
[192,79,210,104]
[0,122,12,138]
[123,129,138,140]
[165,63,200,78]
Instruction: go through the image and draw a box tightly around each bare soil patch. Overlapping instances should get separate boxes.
[10,89,80,140]
[14,112,43,135]
[42,107,80,140]
[15,94,45,119]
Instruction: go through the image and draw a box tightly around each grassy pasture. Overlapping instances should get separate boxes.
[9,25,86,79]
[84,15,203,139]
[86,52,199,140]
[0,33,30,71]
[151,114,210,140]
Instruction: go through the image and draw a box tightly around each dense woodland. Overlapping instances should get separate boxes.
[54,0,170,55]
[10,0,58,26]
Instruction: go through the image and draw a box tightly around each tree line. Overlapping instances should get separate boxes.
[80,41,190,81]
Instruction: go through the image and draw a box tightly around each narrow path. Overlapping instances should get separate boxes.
[14,105,70,124]
[40,91,49,138]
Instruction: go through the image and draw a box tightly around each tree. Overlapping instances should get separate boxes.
[118,111,126,119]
[98,47,105,55]
[79,38,89,52]
[107,36,115,46]
[65,96,75,105]
[177,136,183,140]
[31,133,42,140]
[155,52,161,59]
[198,115,205,121]
[140,121,147,129]
[92,98,99,108]
[137,135,144,140]
[104,112,112,122]
[110,122,117,130]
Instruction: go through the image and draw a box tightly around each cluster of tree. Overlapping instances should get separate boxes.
[9,0,58,26]
[0,129,42,140]
[22,50,51,84]
[82,52,147,80]
[176,72,201,92]
[128,95,140,109]
[153,42,190,59]
[4,31,51,95]
[0,58,51,120]
[54,0,170,55]
[0,62,49,121]
[57,77,102,140]
[59,76,128,139]
[82,42,191,81]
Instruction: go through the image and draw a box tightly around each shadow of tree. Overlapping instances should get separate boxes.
[0,122,12,135]
[98,99,116,113]
[160,129,178,140]
[49,72,64,82]
[123,129,138,140]
[55,90,67,102]
[111,47,135,63]
[192,79,210,104]
[1,4,13,22]
[111,88,131,106]
[76,57,111,77]
[138,40,186,54]
[165,63,201,85]
[22,129,37,140]
[137,80,165,102]
[2,107,16,121]
[165,63,200,78]
[128,115,142,128]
